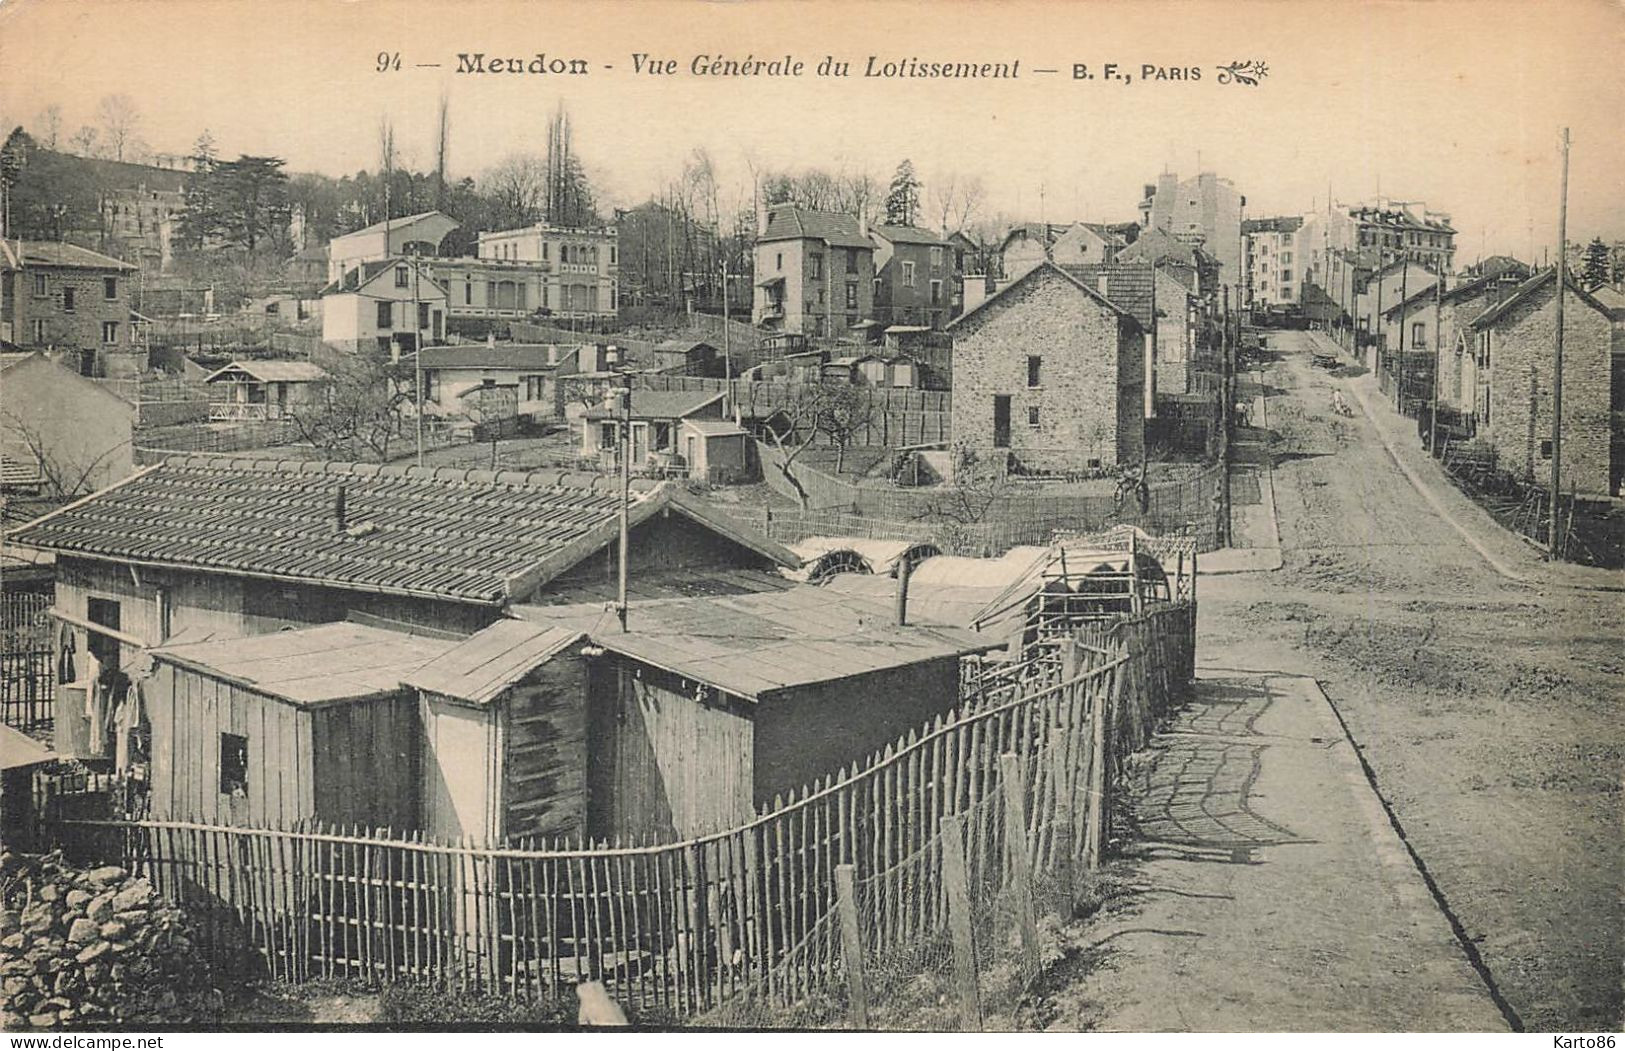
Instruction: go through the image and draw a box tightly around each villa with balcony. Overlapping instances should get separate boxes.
[204,360,330,421]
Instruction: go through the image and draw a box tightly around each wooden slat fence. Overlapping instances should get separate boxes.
[3,592,54,732]
[52,603,1194,1020]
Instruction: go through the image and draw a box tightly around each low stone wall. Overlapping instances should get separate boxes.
[0,851,221,1029]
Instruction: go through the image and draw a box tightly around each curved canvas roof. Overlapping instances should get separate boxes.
[785,536,943,583]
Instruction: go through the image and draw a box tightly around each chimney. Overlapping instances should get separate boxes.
[1097,276,1110,298]
[859,214,869,240]
[756,198,771,238]
[894,555,913,627]
[334,485,348,534]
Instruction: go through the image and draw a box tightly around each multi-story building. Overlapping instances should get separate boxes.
[474,223,619,320]
[319,258,449,356]
[1312,198,1456,278]
[1137,172,1244,295]
[946,260,1145,474]
[102,183,185,274]
[1463,269,1615,497]
[0,240,142,376]
[751,205,875,338]
[326,211,460,282]
[1242,216,1305,309]
[870,225,958,329]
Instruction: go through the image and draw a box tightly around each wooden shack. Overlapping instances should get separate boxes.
[145,623,455,828]
[404,621,589,845]
[511,587,999,842]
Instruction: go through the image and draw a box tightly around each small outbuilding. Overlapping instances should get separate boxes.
[145,622,455,829]
[204,360,330,422]
[1,724,55,851]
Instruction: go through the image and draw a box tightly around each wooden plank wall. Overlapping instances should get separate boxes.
[149,662,313,827]
[502,656,588,841]
[311,695,421,832]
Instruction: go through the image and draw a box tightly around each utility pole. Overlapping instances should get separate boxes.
[1429,276,1442,455]
[1548,127,1570,558]
[1394,257,1409,410]
[608,345,633,630]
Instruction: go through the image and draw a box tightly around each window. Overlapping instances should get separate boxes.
[1411,321,1426,349]
[31,320,45,343]
[930,280,942,306]
[395,266,409,288]
[609,246,617,265]
[1027,406,1041,428]
[424,370,440,401]
[846,248,860,274]
[902,261,916,287]
[776,252,783,272]
[845,282,858,310]
[1280,252,1292,264]
[1281,269,1292,283]
[418,302,430,329]
[62,287,75,312]
[376,300,393,328]
[464,281,473,305]
[600,422,617,448]
[809,254,823,280]
[31,273,46,296]
[1540,439,1553,459]
[1027,355,1042,388]
[103,276,118,300]
[542,242,550,261]
[101,321,118,344]
[219,733,248,798]
[524,375,545,401]
[930,246,943,268]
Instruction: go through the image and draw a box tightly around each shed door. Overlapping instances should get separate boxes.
[421,695,497,844]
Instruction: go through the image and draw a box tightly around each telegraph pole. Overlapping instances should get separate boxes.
[1548,127,1570,557]
[1394,257,1409,409]
[1429,276,1442,454]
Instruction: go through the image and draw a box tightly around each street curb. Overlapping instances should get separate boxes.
[1301,676,1522,1032]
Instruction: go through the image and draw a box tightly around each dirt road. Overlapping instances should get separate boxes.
[1040,330,1622,1031]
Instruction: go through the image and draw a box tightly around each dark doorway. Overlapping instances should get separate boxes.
[993,395,1012,449]
[86,598,121,671]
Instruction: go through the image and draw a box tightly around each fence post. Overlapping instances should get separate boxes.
[998,753,1040,982]
[834,864,869,1029]
[1087,655,1118,870]
[939,814,983,1032]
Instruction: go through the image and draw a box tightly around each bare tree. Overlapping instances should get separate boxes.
[433,94,450,209]
[35,105,62,149]
[930,171,986,235]
[67,125,101,158]
[96,94,140,162]
[761,383,878,507]
[1,409,132,500]
[459,383,517,469]
[286,353,410,462]
[480,152,547,229]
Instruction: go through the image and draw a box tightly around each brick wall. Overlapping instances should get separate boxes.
[951,265,1142,472]
[1483,285,1613,496]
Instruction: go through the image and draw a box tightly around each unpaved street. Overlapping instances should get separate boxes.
[1039,330,1622,1031]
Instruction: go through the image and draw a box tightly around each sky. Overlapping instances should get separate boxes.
[2,0,1622,261]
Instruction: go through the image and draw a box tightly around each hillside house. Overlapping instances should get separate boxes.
[0,240,142,377]
[413,343,582,427]
[870,225,958,329]
[0,352,135,497]
[947,260,1146,474]
[1464,268,1616,497]
[752,205,875,337]
[203,360,330,421]
[320,258,449,356]
[326,211,459,282]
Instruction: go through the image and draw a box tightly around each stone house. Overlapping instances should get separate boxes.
[752,205,875,337]
[946,260,1145,473]
[1399,265,1530,412]
[1000,222,1124,279]
[870,225,958,329]
[1465,268,1615,497]
[413,342,582,427]
[0,240,142,377]
[1066,262,1201,405]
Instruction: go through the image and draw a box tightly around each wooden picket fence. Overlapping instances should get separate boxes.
[52,603,1194,1023]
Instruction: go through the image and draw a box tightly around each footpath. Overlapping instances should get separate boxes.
[1306,330,1623,594]
[1199,363,1284,576]
[1040,673,1509,1032]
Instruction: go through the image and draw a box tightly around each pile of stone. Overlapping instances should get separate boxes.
[1,850,221,1029]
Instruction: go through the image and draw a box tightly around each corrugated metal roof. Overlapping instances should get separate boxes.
[510,587,996,700]
[404,621,585,705]
[152,622,457,708]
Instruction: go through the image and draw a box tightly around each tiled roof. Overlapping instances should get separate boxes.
[758,206,874,249]
[152,622,457,708]
[204,360,329,384]
[330,210,458,242]
[0,240,137,272]
[1117,228,1205,269]
[582,389,725,421]
[7,457,674,605]
[872,224,949,247]
[1242,216,1304,235]
[510,587,998,700]
[319,260,395,295]
[1063,264,1160,328]
[947,260,1136,331]
[1468,268,1611,330]
[413,344,576,371]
